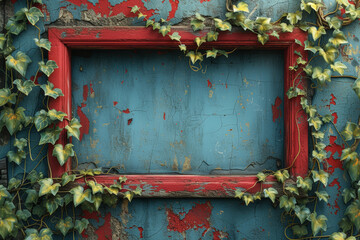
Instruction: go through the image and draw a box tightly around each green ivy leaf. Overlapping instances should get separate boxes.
[25,228,53,240]
[346,199,360,231]
[345,5,360,20]
[124,191,134,202]
[0,34,6,50]
[25,7,44,25]
[312,149,327,161]
[133,186,142,196]
[178,44,186,52]
[312,67,331,85]
[0,215,17,239]
[309,117,322,130]
[169,32,181,41]
[242,193,254,206]
[159,25,171,37]
[233,2,249,12]
[235,189,244,199]
[39,126,62,145]
[47,109,67,121]
[61,172,76,186]
[343,188,356,204]
[195,36,206,47]
[292,225,308,237]
[34,110,52,131]
[13,79,36,96]
[300,97,309,110]
[286,87,305,99]
[301,0,324,13]
[326,16,343,30]
[93,194,102,211]
[70,186,93,207]
[256,172,266,182]
[145,19,154,27]
[53,143,74,166]
[341,122,358,141]
[339,217,353,233]
[75,218,89,234]
[352,77,360,99]
[195,12,205,21]
[88,180,104,194]
[255,17,272,33]
[274,170,289,183]
[329,30,348,46]
[306,105,317,118]
[287,10,302,25]
[308,212,327,236]
[130,5,140,13]
[206,49,218,58]
[312,170,329,187]
[279,195,296,212]
[16,209,31,221]
[257,34,269,45]
[330,232,347,240]
[5,9,27,35]
[40,81,64,99]
[345,157,360,181]
[14,138,27,151]
[263,187,278,203]
[186,51,203,64]
[7,150,26,165]
[39,178,61,197]
[65,118,82,140]
[26,170,43,185]
[304,40,321,53]
[214,18,232,31]
[322,114,333,123]
[308,26,326,41]
[0,88,17,107]
[319,44,338,64]
[294,205,311,224]
[56,216,74,236]
[341,148,358,162]
[206,31,219,42]
[331,61,347,75]
[34,38,51,51]
[39,60,58,77]
[8,178,21,190]
[297,176,313,191]
[6,51,32,77]
[316,191,330,202]
[270,31,280,39]
[1,107,26,135]
[190,19,205,31]
[285,184,299,195]
[152,22,161,30]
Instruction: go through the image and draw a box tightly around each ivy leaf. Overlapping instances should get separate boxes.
[0,34,6,50]
[322,114,333,123]
[169,32,181,41]
[263,188,278,203]
[285,184,299,195]
[257,34,269,45]
[25,7,44,25]
[233,2,249,12]
[53,143,74,166]
[308,117,322,131]
[235,189,244,199]
[47,109,67,121]
[345,157,360,181]
[287,11,302,25]
[256,172,267,182]
[0,107,26,135]
[304,40,320,53]
[26,170,43,185]
[306,106,317,118]
[312,170,329,187]
[297,176,313,191]
[316,191,330,202]
[61,172,76,186]
[159,25,171,37]
[13,79,36,96]
[190,19,205,31]
[336,0,350,6]
[331,61,347,75]
[341,148,358,162]
[312,150,327,161]
[7,150,26,165]
[319,44,338,64]
[34,110,52,131]
[39,60,58,77]
[186,51,203,64]
[133,186,142,196]
[56,216,74,236]
[16,209,31,221]
[124,191,134,202]
[0,88,17,107]
[341,122,358,141]
[255,17,272,33]
[242,193,254,206]
[195,37,206,47]
[300,97,309,110]
[75,218,89,234]
[279,195,296,212]
[14,138,27,151]
[34,38,51,51]
[39,178,61,197]
[329,30,348,46]
[87,180,104,194]
[214,18,232,31]
[326,16,343,30]
[308,212,327,236]
[345,5,360,20]
[346,199,360,231]
[352,78,360,99]
[70,186,93,207]
[274,170,289,183]
[130,5,140,13]
[286,87,305,99]
[292,225,308,237]
[294,205,311,224]
[280,23,294,33]
[6,51,32,77]
[40,81,64,99]
[195,12,205,21]
[0,215,17,239]
[152,22,160,30]
[207,31,219,42]
[65,118,82,140]
[5,9,27,35]
[8,178,21,190]
[178,44,186,52]
[145,19,154,27]
[206,49,218,58]
[312,67,331,85]
[270,31,280,39]
[308,26,326,41]
[301,0,324,13]
[25,228,53,240]
[39,127,62,145]
[343,188,356,204]
[339,217,353,233]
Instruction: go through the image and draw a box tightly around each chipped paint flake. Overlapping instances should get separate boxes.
[182,156,192,172]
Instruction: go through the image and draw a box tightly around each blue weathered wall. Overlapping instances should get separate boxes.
[2,0,360,239]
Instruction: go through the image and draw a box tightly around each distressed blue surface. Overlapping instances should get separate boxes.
[71,50,284,174]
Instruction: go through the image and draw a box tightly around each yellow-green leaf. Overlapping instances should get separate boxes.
[34,38,51,51]
[214,18,232,31]
[53,143,74,166]
[65,118,82,140]
[6,51,31,77]
[308,26,326,41]
[186,51,203,64]
[40,81,64,99]
[25,7,44,25]
[0,88,17,107]
[70,186,93,207]
[331,61,347,75]
[39,178,61,197]
[287,11,302,25]
[13,79,36,96]
[233,2,249,13]
[308,212,327,236]
[39,126,62,145]
[88,180,104,194]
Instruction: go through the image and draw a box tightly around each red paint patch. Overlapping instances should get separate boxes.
[271,97,282,122]
[167,0,179,20]
[166,201,213,233]
[225,83,228,89]
[207,79,212,88]
[90,83,95,95]
[125,68,128,73]
[163,112,166,120]
[332,112,338,124]
[95,213,112,240]
[113,101,118,106]
[128,118,133,125]
[83,85,89,102]
[81,211,101,238]
[77,103,90,141]
[330,93,337,105]
[324,136,344,174]
[329,178,341,190]
[138,227,144,238]
[200,0,211,2]
[213,230,229,240]
[30,72,43,85]
[123,108,130,114]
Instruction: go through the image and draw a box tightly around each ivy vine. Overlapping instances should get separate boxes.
[0,0,360,239]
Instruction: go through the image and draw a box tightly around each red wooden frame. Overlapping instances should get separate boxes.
[48,27,308,198]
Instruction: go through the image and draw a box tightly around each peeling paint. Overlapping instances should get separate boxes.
[271,97,282,122]
[324,136,344,175]
[182,156,192,172]
[77,103,90,141]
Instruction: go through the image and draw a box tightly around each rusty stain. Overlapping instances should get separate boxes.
[90,136,99,149]
[120,200,130,226]
[172,155,179,171]
[209,90,214,98]
[182,156,192,172]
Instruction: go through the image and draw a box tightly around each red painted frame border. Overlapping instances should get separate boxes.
[48,27,308,198]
